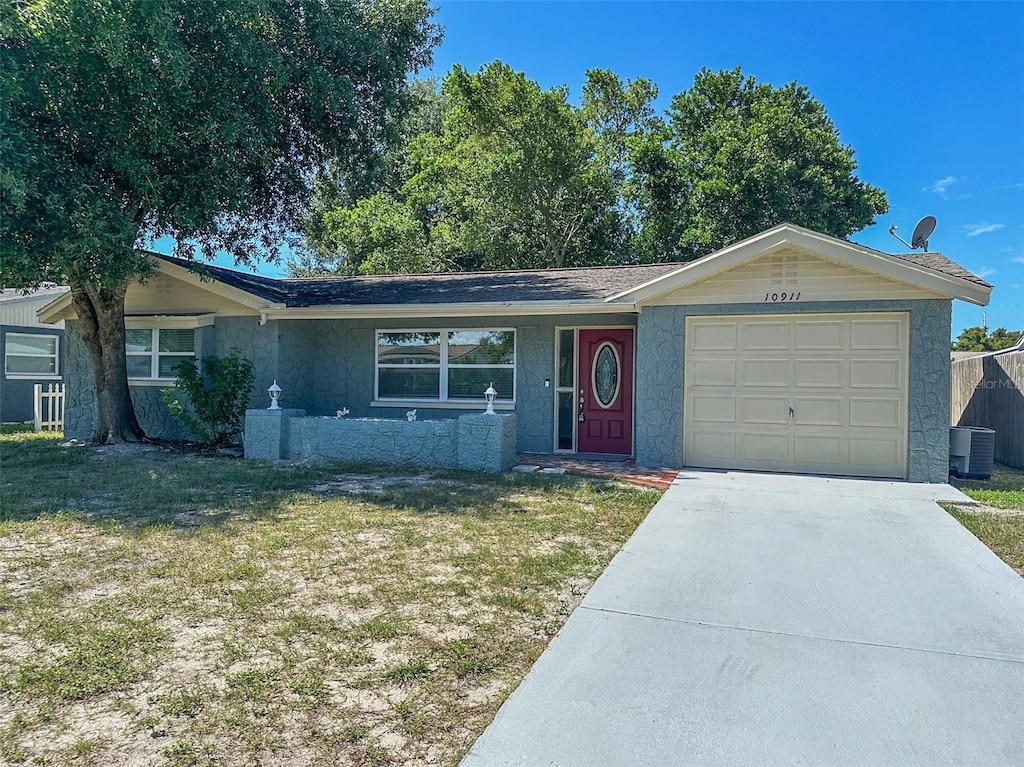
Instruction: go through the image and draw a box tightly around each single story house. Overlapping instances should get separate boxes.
[1,284,69,423]
[39,223,991,482]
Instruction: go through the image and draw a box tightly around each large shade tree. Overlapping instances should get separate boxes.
[298,62,620,275]
[0,0,437,441]
[648,67,889,260]
[300,65,888,274]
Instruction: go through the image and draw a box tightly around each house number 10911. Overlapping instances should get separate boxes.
[764,291,801,302]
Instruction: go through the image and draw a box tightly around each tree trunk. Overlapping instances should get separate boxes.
[69,281,145,443]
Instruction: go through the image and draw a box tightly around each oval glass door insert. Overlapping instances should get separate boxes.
[593,342,620,408]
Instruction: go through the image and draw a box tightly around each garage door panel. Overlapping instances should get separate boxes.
[742,359,789,387]
[690,358,737,386]
[684,312,907,479]
[850,359,901,389]
[741,322,789,351]
[794,396,843,426]
[795,359,844,388]
[850,436,901,468]
[690,395,736,423]
[850,398,902,428]
[690,322,737,352]
[851,320,903,350]
[742,395,789,425]
[794,321,844,350]
[689,431,737,461]
[794,434,844,465]
[739,432,789,462]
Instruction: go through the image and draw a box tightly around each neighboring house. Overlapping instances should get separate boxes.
[39,223,991,482]
[1,284,69,423]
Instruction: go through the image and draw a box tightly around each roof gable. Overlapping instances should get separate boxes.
[646,247,954,306]
[612,224,991,307]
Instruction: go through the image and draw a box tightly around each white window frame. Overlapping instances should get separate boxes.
[4,332,60,379]
[126,327,196,382]
[373,328,517,406]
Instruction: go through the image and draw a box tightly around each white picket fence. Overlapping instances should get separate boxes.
[34,382,65,432]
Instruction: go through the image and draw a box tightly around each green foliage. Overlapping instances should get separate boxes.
[1,0,438,287]
[661,67,889,259]
[298,62,621,274]
[1,0,437,439]
[290,192,435,276]
[162,353,255,447]
[951,326,1022,352]
[299,63,887,274]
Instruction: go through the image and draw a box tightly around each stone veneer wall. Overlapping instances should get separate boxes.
[634,299,952,482]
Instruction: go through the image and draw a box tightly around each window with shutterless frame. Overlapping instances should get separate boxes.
[125,328,196,380]
[4,332,59,377]
[375,329,516,402]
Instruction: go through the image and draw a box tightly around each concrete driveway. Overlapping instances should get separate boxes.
[462,470,1024,767]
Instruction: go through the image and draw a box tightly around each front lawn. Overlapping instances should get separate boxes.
[0,431,660,766]
[945,463,1024,577]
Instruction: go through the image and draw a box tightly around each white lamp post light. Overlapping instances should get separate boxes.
[484,382,497,415]
[268,380,282,410]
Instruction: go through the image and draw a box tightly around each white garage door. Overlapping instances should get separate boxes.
[684,313,908,479]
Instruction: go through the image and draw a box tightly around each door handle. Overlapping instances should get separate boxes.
[789,405,795,419]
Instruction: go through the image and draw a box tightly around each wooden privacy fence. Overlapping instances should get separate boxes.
[33,382,65,432]
[950,350,1023,469]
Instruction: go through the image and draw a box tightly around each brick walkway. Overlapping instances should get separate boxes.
[515,454,678,490]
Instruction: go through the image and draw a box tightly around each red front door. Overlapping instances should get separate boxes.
[576,328,634,455]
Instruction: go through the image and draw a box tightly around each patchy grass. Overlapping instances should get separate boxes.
[0,431,660,766]
[945,463,1024,576]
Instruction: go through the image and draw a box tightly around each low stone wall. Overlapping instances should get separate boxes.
[244,410,516,473]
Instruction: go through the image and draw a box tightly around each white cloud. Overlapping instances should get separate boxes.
[924,176,958,193]
[1013,256,1024,264]
[976,267,998,278]
[964,223,1006,237]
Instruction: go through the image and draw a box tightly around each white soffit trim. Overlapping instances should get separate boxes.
[260,300,637,321]
[124,313,216,329]
[608,223,992,307]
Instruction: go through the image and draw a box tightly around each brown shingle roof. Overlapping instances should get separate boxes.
[889,252,992,287]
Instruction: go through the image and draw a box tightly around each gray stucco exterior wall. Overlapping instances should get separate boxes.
[62,300,951,482]
[64,322,217,441]
[63,313,635,455]
[268,313,636,454]
[633,299,952,483]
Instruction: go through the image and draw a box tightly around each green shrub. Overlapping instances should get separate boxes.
[161,352,255,447]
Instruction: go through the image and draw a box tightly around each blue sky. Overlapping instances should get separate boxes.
[183,1,1024,336]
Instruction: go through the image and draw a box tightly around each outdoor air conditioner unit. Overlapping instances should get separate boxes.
[949,426,996,480]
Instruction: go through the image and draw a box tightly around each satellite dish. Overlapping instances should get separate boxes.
[911,216,937,251]
[888,215,937,252]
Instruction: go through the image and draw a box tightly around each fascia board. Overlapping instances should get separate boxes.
[36,293,75,324]
[260,300,638,321]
